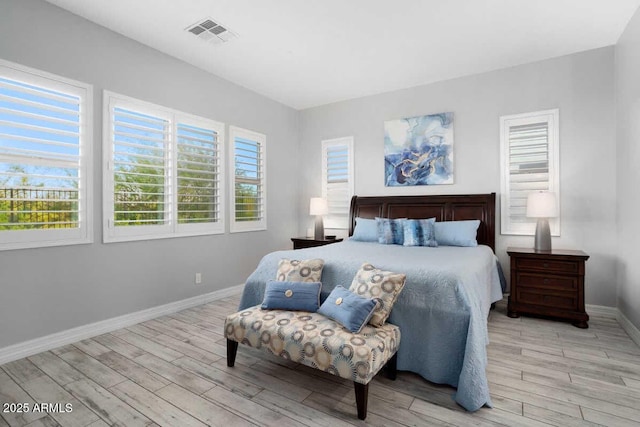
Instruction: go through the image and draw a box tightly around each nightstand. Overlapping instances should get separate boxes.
[507,247,590,328]
[291,237,343,250]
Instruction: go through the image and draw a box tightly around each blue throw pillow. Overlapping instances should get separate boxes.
[350,217,378,242]
[403,218,438,247]
[318,285,377,333]
[434,220,481,247]
[261,280,322,312]
[376,217,405,245]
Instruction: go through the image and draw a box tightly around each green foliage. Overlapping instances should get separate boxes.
[113,157,165,226]
[114,138,219,226]
[1,139,262,229]
[177,144,217,224]
[235,182,260,221]
[0,187,78,230]
[1,164,77,230]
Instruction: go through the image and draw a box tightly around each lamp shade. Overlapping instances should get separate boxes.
[309,197,329,216]
[526,191,558,218]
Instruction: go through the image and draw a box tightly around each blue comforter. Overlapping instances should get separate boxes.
[238,240,503,411]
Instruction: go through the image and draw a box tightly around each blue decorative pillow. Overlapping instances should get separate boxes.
[351,217,378,242]
[434,220,481,247]
[403,218,438,247]
[376,218,405,245]
[261,280,322,312]
[317,285,377,333]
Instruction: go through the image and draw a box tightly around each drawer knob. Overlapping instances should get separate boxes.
[543,263,549,268]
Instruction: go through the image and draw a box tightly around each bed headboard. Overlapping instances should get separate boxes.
[348,193,496,251]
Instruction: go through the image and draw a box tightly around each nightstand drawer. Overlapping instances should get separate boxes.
[516,258,578,274]
[516,288,577,310]
[516,272,577,290]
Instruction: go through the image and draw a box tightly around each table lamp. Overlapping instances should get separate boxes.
[526,191,558,252]
[309,197,328,240]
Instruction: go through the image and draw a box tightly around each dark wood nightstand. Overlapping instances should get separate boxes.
[507,247,590,328]
[291,237,343,250]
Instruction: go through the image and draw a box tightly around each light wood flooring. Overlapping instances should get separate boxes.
[2,293,640,426]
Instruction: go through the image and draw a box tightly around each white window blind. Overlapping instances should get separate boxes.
[500,109,559,236]
[112,107,169,227]
[104,91,224,242]
[177,123,221,225]
[230,126,266,232]
[322,137,354,229]
[0,59,92,250]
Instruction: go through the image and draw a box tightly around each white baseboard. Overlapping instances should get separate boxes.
[586,303,640,347]
[617,310,640,348]
[0,284,244,366]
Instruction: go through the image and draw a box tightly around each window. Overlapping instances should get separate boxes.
[322,137,354,229]
[0,60,92,250]
[229,126,266,232]
[500,109,560,235]
[104,92,224,242]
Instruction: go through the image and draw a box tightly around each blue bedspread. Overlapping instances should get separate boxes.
[238,240,503,411]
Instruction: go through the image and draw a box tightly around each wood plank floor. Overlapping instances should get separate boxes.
[2,293,640,426]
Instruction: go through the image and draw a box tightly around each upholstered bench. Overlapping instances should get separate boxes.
[224,305,401,420]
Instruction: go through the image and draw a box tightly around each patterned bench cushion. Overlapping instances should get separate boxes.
[224,305,401,384]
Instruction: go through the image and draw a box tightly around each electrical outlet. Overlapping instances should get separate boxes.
[195,273,202,284]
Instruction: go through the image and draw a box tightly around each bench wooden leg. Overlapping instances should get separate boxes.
[354,382,369,420]
[385,352,398,380]
[227,339,238,367]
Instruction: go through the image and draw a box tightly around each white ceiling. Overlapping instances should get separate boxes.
[45,0,640,110]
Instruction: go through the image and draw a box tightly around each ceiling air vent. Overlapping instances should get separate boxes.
[186,17,237,44]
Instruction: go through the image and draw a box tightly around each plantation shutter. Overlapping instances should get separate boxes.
[111,107,169,227]
[0,76,82,230]
[322,137,354,229]
[176,122,220,224]
[507,121,550,224]
[234,136,263,222]
[500,109,559,235]
[105,92,225,242]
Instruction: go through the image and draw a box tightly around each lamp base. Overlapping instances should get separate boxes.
[314,216,324,240]
[534,218,552,252]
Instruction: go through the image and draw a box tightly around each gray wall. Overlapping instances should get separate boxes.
[0,0,299,348]
[616,8,640,330]
[299,47,618,307]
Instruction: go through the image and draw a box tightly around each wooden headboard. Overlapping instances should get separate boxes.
[348,193,496,251]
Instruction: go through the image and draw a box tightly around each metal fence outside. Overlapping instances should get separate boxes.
[0,187,79,229]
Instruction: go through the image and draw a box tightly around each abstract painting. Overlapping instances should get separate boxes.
[384,112,454,186]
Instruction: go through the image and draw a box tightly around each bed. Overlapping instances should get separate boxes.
[238,193,503,411]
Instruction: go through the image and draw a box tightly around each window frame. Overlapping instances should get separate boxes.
[103,91,225,243]
[500,108,560,236]
[229,126,266,233]
[321,136,354,230]
[0,59,93,251]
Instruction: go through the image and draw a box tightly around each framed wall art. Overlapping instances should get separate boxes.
[384,112,454,186]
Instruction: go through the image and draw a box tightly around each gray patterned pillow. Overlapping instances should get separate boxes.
[349,263,406,326]
[276,259,324,282]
